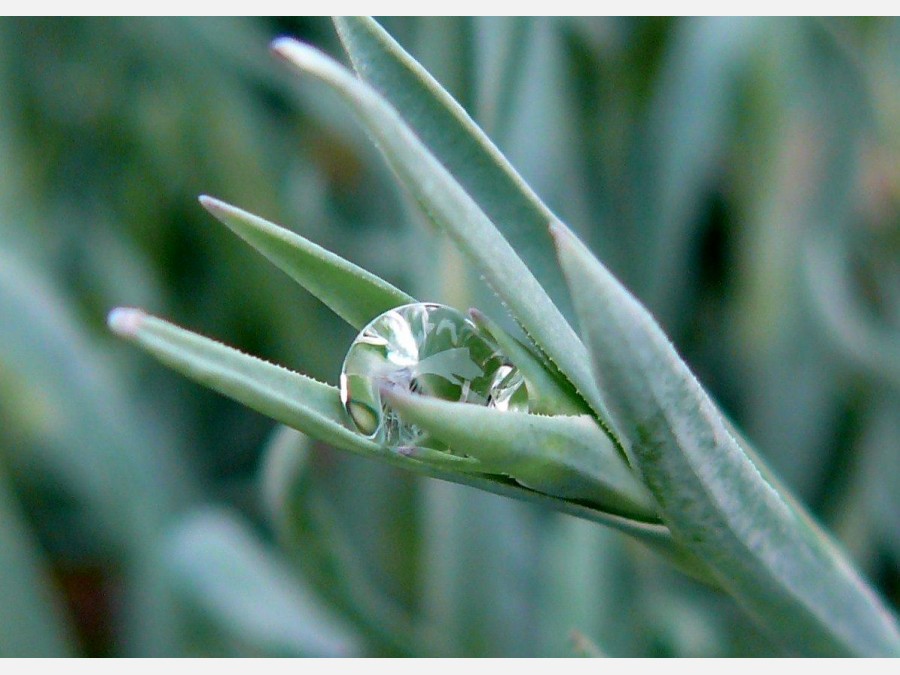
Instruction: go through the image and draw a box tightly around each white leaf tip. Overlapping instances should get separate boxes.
[198,194,227,215]
[270,38,341,80]
[270,37,314,66]
[107,307,146,337]
[270,36,299,54]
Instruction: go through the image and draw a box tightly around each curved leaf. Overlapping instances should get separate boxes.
[382,388,657,523]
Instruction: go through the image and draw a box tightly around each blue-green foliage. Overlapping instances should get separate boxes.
[0,17,897,656]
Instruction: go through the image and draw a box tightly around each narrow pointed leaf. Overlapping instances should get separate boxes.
[333,17,573,319]
[271,39,620,449]
[199,196,413,330]
[107,307,664,538]
[553,222,900,657]
[381,388,658,522]
[107,307,383,458]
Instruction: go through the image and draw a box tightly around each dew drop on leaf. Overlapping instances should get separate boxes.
[340,303,528,449]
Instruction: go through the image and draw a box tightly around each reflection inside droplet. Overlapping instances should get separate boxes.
[340,303,528,449]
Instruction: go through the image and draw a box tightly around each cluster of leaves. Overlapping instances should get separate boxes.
[1,17,898,657]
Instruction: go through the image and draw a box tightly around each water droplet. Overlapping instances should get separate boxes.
[340,303,528,449]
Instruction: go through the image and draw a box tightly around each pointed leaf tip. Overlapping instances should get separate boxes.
[270,38,337,77]
[269,36,297,57]
[198,194,243,222]
[198,194,222,213]
[107,307,145,338]
[196,195,412,329]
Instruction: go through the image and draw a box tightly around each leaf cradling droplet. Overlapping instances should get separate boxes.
[340,303,528,450]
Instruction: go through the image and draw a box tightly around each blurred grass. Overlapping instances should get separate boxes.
[0,17,896,656]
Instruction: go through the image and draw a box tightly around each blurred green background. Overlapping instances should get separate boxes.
[0,17,897,657]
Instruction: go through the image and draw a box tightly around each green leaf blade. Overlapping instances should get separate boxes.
[381,388,658,523]
[199,196,413,330]
[270,38,620,450]
[107,307,381,458]
[553,223,900,657]
[107,307,655,538]
[333,17,574,319]
[381,389,717,582]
